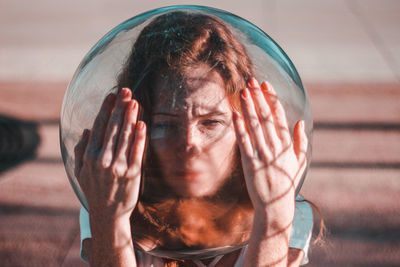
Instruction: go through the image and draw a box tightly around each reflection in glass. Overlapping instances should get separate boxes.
[60,6,312,259]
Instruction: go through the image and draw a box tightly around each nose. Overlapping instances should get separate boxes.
[180,124,201,157]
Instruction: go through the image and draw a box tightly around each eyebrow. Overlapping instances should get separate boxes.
[152,111,229,117]
[197,111,229,117]
[152,112,179,117]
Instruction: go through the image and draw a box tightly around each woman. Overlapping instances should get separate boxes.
[74,11,313,266]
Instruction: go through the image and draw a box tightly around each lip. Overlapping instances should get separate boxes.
[175,170,202,175]
[174,170,202,180]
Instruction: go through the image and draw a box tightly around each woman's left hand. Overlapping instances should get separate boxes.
[232,78,308,219]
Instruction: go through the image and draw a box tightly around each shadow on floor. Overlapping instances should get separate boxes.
[0,114,40,174]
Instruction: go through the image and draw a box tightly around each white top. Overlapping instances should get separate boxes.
[79,195,313,266]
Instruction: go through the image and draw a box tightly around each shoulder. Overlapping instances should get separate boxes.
[294,195,313,225]
[79,206,92,262]
[79,206,92,241]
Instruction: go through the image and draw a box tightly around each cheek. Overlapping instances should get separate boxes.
[150,139,173,163]
[150,127,167,140]
[208,129,237,161]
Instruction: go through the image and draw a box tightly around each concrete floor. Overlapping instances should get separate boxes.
[0,1,399,266]
[1,0,400,83]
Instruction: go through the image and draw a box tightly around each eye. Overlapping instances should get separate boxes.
[152,121,178,131]
[202,120,221,127]
[152,122,167,128]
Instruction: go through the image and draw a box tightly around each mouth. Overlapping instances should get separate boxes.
[173,170,203,180]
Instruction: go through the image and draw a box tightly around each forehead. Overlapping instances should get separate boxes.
[153,65,230,114]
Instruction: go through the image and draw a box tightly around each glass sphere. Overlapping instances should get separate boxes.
[60,5,312,260]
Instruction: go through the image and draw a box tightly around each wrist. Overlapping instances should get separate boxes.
[90,214,133,248]
[88,214,136,266]
[253,199,295,234]
[253,213,293,239]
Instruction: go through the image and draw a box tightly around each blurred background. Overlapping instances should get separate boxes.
[0,0,399,266]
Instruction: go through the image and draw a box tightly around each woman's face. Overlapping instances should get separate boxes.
[150,64,238,198]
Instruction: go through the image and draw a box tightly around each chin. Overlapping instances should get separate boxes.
[168,179,219,199]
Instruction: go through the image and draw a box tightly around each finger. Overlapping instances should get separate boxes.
[232,111,254,159]
[260,81,291,146]
[248,78,281,153]
[74,129,90,182]
[114,99,138,166]
[100,88,132,166]
[86,93,116,155]
[293,120,308,188]
[293,120,308,164]
[127,121,147,178]
[240,88,271,160]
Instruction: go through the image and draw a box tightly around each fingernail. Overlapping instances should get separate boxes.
[261,82,270,92]
[249,77,259,88]
[241,88,249,99]
[121,88,130,97]
[137,121,144,130]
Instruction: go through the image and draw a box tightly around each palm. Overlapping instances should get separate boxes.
[232,79,307,210]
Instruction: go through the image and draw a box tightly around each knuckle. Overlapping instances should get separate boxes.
[253,88,263,98]
[126,164,140,178]
[260,116,273,127]
[99,157,111,169]
[110,162,126,177]
[249,117,260,129]
[122,128,132,141]
[259,109,270,120]
[269,94,279,105]
[84,151,111,171]
[237,128,247,140]
[97,149,113,167]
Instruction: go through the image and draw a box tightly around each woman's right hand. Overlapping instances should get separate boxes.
[74,88,147,223]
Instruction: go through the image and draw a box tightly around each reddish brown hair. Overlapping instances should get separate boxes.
[117,11,256,264]
[115,11,322,265]
[117,11,254,116]
[118,11,254,202]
